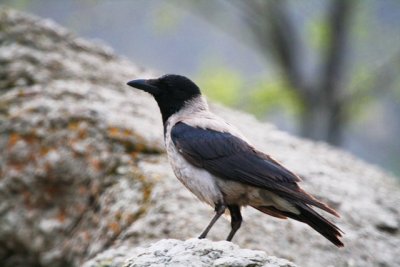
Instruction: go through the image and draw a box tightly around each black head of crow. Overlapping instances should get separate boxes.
[128,75,201,124]
[127,74,344,247]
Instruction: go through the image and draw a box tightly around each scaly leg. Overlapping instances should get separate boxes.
[198,203,226,239]
[226,205,242,241]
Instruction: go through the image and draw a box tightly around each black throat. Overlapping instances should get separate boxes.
[153,95,187,127]
[155,94,203,138]
[157,101,184,126]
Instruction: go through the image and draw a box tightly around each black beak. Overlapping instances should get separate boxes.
[127,79,160,95]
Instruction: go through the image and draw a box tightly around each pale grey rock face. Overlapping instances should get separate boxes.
[0,7,162,267]
[1,7,399,267]
[84,239,296,267]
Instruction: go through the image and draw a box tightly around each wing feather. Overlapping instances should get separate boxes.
[171,122,338,216]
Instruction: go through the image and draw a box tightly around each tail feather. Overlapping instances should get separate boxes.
[253,203,344,247]
[253,206,288,219]
[278,188,340,217]
[293,203,344,247]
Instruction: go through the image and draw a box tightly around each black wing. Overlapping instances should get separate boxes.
[171,122,338,215]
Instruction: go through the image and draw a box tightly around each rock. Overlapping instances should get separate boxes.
[84,239,296,267]
[1,7,399,267]
[0,7,161,267]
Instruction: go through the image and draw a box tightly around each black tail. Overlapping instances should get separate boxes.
[253,203,344,247]
[291,203,344,247]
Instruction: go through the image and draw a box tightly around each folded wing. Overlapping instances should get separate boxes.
[171,122,338,216]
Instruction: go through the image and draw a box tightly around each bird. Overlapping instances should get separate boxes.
[127,74,343,247]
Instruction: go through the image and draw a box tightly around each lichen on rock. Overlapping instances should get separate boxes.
[0,7,160,267]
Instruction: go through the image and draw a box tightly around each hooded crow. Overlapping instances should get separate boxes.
[127,74,343,247]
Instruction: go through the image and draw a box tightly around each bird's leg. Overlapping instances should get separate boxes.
[226,205,242,241]
[198,203,226,239]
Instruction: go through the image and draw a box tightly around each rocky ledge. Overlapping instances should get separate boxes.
[84,239,297,267]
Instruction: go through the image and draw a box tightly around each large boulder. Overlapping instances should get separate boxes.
[0,7,399,267]
[84,239,297,267]
[0,7,161,267]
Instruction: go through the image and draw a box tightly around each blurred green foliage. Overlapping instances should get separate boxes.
[346,67,377,121]
[1,0,31,10]
[196,64,242,107]
[152,3,183,34]
[247,78,303,117]
[308,16,331,54]
[350,0,372,41]
[196,62,303,119]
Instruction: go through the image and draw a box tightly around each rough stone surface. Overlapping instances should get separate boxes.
[0,7,161,267]
[84,239,296,267]
[1,7,400,267]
